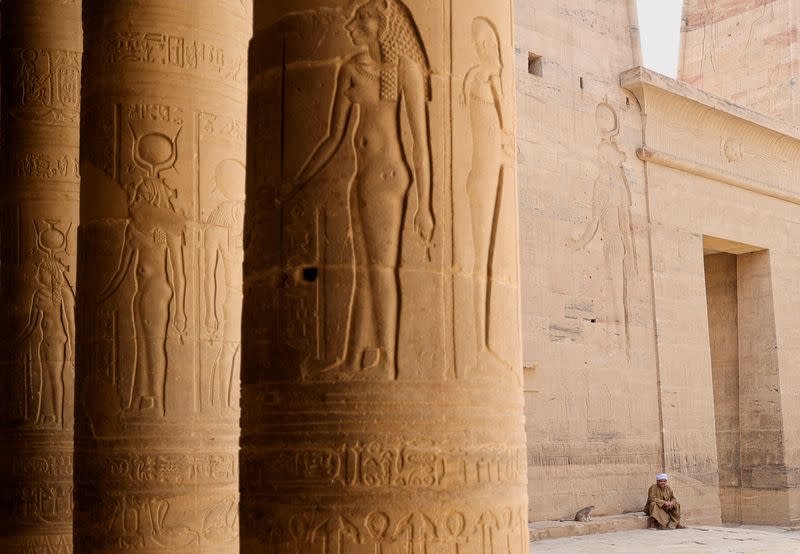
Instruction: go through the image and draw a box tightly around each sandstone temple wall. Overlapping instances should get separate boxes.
[514,1,665,522]
[679,0,799,123]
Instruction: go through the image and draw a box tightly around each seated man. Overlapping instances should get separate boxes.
[645,473,685,529]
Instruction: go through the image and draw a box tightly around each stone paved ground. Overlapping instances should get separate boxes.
[531,525,800,553]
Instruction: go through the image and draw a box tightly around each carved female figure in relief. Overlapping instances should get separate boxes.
[571,102,636,352]
[19,221,76,426]
[462,17,513,370]
[101,130,187,416]
[290,0,434,377]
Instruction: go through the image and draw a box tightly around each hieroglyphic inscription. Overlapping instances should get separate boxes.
[17,535,71,554]
[88,494,237,551]
[7,48,80,125]
[197,112,246,143]
[19,485,73,524]
[12,454,73,479]
[102,32,243,83]
[12,154,80,181]
[258,505,529,554]
[250,442,525,489]
[92,453,237,485]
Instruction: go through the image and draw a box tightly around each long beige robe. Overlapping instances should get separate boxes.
[644,483,681,528]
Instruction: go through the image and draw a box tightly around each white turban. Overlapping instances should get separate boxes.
[656,473,668,481]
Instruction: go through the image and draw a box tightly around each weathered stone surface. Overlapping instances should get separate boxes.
[74,1,250,551]
[623,65,800,526]
[679,0,799,123]
[242,1,528,551]
[515,0,663,523]
[0,1,81,551]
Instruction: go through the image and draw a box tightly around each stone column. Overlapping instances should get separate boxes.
[243,1,528,552]
[75,2,249,552]
[0,1,81,552]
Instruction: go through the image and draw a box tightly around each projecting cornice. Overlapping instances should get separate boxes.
[621,66,800,204]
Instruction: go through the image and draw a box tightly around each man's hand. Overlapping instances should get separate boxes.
[664,501,674,510]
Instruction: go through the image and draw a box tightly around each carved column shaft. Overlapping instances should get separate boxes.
[0,1,81,552]
[75,1,250,552]
[243,1,528,552]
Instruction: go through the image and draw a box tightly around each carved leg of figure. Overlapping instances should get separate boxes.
[469,168,511,373]
[214,342,239,410]
[40,351,61,425]
[365,267,398,377]
[622,250,635,354]
[324,189,376,375]
[357,178,403,379]
[41,349,65,425]
[468,169,495,358]
[143,336,167,416]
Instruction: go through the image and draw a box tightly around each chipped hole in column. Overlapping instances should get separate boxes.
[302,267,319,283]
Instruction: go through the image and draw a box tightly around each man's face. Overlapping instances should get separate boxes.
[657,479,667,489]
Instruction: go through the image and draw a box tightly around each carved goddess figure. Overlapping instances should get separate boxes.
[101,132,187,416]
[291,0,434,377]
[204,159,245,410]
[19,257,76,426]
[461,17,513,370]
[571,102,636,351]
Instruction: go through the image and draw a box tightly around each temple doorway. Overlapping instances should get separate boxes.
[703,236,785,524]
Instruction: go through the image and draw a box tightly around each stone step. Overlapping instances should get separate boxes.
[529,512,650,541]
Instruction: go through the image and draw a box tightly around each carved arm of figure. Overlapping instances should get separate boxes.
[166,229,188,336]
[617,169,638,274]
[400,57,435,246]
[459,64,479,105]
[489,72,505,130]
[489,72,515,160]
[18,291,43,344]
[61,281,76,364]
[203,227,221,334]
[568,177,608,250]
[99,223,136,303]
[289,64,354,202]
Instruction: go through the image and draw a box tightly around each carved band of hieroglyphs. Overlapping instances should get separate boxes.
[7,48,80,125]
[8,535,72,554]
[83,453,238,485]
[12,454,72,478]
[247,443,526,488]
[253,504,529,554]
[11,153,80,182]
[81,494,238,551]
[99,32,243,83]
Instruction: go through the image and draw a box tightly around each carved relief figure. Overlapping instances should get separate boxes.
[571,102,636,352]
[101,126,187,416]
[204,159,245,410]
[288,0,434,377]
[461,17,514,372]
[19,220,75,426]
